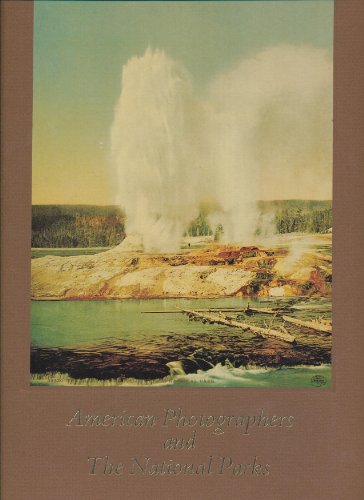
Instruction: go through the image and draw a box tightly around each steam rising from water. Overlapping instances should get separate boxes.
[111,46,332,252]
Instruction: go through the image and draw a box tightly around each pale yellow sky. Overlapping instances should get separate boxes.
[32,1,333,205]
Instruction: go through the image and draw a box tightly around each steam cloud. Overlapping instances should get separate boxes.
[111,45,332,252]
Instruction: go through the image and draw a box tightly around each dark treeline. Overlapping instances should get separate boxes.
[259,200,332,235]
[274,207,332,234]
[32,201,332,248]
[32,205,125,248]
[186,200,332,238]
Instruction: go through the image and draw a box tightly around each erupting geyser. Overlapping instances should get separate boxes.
[111,46,332,252]
[111,48,203,252]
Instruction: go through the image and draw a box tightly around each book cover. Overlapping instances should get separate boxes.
[1,1,363,498]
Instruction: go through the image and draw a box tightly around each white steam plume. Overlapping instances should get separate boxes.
[110,48,204,252]
[111,45,332,252]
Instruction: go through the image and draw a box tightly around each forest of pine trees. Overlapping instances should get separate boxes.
[32,206,125,248]
[32,201,332,248]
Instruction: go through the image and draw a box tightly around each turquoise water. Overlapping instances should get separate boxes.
[32,297,267,348]
[31,296,332,348]
[31,364,332,388]
[31,297,331,387]
[170,364,331,388]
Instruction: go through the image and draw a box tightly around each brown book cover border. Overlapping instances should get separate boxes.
[1,1,364,499]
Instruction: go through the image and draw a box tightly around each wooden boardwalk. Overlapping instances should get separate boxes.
[281,315,332,334]
[142,305,332,338]
[246,306,332,334]
[181,309,295,344]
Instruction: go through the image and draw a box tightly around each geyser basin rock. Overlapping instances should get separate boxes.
[162,266,253,297]
[31,253,253,300]
[31,242,332,300]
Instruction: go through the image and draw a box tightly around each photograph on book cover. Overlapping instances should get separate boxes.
[31,0,333,388]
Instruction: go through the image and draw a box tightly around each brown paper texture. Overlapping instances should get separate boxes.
[1,1,364,498]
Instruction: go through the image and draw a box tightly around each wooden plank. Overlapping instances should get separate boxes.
[246,306,277,315]
[142,308,248,314]
[181,309,295,343]
[246,307,332,335]
[282,315,332,334]
[143,307,287,314]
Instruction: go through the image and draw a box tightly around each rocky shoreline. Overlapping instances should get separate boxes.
[31,324,331,381]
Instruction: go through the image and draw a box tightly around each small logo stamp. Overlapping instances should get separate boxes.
[311,374,327,387]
